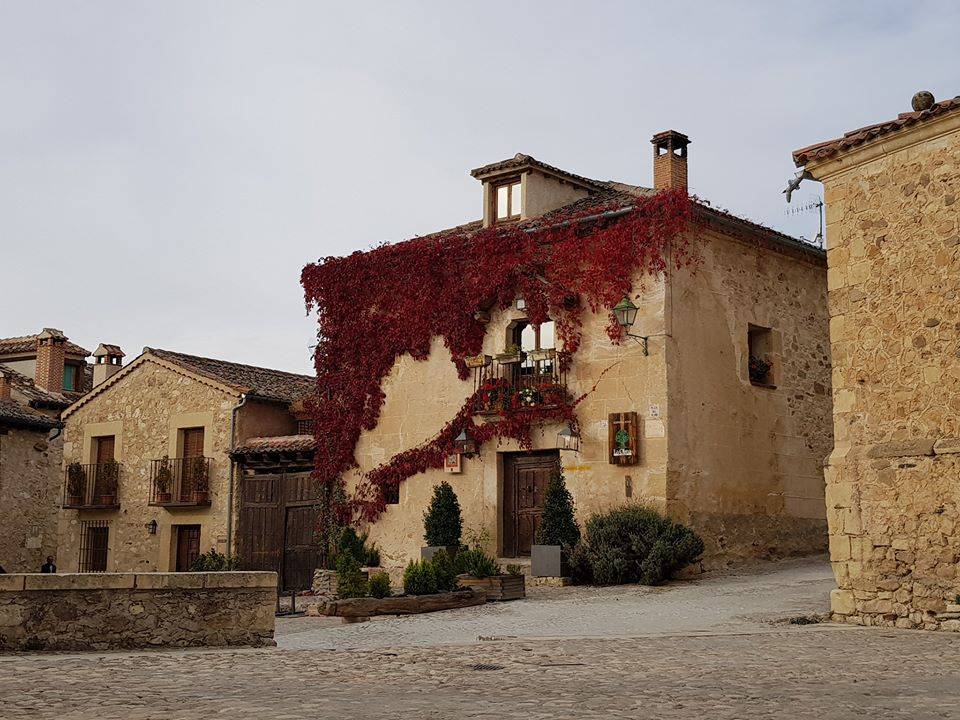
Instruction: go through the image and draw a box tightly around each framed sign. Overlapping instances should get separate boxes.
[608,412,639,466]
[444,453,463,474]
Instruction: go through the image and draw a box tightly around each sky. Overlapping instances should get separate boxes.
[2,1,958,374]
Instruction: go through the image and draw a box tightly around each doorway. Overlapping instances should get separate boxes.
[502,450,559,557]
[175,524,201,571]
[283,505,320,592]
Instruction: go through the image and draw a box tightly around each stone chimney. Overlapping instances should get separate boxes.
[652,130,691,192]
[92,344,125,387]
[0,371,11,401]
[35,328,67,393]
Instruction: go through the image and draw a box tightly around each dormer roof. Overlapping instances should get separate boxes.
[470,153,611,193]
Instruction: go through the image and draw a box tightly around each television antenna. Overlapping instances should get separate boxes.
[786,196,824,249]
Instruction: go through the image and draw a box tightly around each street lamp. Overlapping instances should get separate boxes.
[612,296,649,356]
[557,424,581,452]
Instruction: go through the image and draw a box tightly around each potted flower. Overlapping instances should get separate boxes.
[97,459,119,506]
[154,456,173,504]
[192,458,210,504]
[526,347,556,363]
[749,355,773,385]
[474,378,509,414]
[517,386,541,408]
[421,481,463,561]
[65,462,86,506]
[464,353,492,369]
[495,343,525,364]
[531,470,581,578]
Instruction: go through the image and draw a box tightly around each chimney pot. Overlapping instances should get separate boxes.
[34,328,67,394]
[651,130,690,192]
[92,343,125,387]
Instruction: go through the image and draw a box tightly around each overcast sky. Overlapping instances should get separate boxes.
[2,2,957,374]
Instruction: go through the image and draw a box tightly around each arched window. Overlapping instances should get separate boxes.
[512,320,556,376]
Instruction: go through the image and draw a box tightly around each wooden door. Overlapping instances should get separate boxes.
[502,451,559,557]
[283,505,319,592]
[180,428,205,500]
[93,436,116,500]
[175,525,201,572]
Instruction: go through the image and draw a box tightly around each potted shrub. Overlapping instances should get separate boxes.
[532,470,581,577]
[154,456,173,503]
[97,459,119,506]
[65,462,86,506]
[421,481,463,561]
[192,458,210,504]
[456,547,524,601]
[495,343,525,364]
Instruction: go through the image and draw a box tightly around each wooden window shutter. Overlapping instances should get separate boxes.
[608,412,639,466]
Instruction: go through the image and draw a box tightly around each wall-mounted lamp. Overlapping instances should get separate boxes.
[453,428,476,456]
[557,424,581,452]
[613,297,649,356]
[145,519,158,535]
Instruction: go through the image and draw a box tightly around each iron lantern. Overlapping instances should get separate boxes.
[145,519,158,535]
[454,428,476,456]
[557,424,581,452]
[613,296,639,329]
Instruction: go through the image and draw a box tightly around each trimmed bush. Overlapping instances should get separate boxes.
[335,552,368,599]
[571,505,703,586]
[534,470,581,549]
[403,559,439,595]
[455,547,501,579]
[337,527,381,567]
[423,481,463,547]
[368,571,392,599]
[190,549,239,571]
[430,549,460,592]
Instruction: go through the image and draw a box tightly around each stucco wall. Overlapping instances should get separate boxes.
[57,360,239,572]
[809,115,960,629]
[666,227,831,561]
[0,428,61,572]
[0,571,276,650]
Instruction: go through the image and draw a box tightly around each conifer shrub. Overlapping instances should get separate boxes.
[454,547,500,579]
[534,470,581,549]
[335,552,369,599]
[423,481,463,547]
[337,527,381,567]
[368,571,392,599]
[569,505,703,586]
[429,549,460,592]
[403,559,439,595]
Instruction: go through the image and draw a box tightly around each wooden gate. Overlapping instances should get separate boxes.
[502,451,559,557]
[237,471,320,591]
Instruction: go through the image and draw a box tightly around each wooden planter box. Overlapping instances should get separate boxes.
[323,589,485,618]
[495,352,525,365]
[464,354,492,368]
[458,574,525,601]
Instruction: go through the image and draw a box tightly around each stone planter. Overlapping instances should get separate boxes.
[458,573,525,601]
[531,544,568,577]
[323,588,485,619]
[421,545,460,561]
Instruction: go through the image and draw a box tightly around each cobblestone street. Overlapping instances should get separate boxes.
[3,560,960,719]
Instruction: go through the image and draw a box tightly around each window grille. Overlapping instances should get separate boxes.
[78,520,109,572]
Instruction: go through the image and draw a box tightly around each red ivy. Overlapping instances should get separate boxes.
[301,189,692,524]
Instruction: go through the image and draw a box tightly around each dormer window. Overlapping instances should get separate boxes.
[495,179,522,223]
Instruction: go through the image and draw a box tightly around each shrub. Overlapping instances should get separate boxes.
[190,549,239,571]
[66,462,86,497]
[337,527,381,567]
[455,547,500,578]
[430,549,460,592]
[423,481,463,547]
[571,505,703,586]
[534,470,581,549]
[368,571,392,599]
[335,552,368,599]
[505,564,523,576]
[403,559,439,596]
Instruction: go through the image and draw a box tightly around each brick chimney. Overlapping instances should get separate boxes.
[652,130,690,192]
[0,371,11,401]
[35,328,67,393]
[92,343,125,387]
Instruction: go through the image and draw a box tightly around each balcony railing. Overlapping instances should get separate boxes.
[63,462,121,510]
[469,349,570,415]
[149,456,212,507]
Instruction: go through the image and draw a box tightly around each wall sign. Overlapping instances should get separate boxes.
[608,412,639,466]
[443,453,462,474]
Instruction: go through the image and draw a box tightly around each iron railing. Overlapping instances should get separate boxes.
[470,349,570,414]
[63,462,121,509]
[149,456,212,506]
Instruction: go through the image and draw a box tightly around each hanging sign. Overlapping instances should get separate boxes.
[608,412,639,466]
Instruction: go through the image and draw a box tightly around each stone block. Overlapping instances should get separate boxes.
[203,571,277,589]
[136,573,206,590]
[934,438,960,455]
[23,573,136,591]
[831,589,857,615]
[941,620,960,632]
[829,534,851,562]
[0,574,26,592]
[866,439,936,458]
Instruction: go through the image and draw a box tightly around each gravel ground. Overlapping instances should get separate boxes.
[276,555,835,650]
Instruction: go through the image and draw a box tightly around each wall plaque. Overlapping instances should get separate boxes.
[608,412,639,466]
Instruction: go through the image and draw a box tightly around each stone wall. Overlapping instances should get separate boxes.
[0,571,276,651]
[805,110,960,628]
[0,427,61,573]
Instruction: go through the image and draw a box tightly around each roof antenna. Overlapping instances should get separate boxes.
[786,195,824,249]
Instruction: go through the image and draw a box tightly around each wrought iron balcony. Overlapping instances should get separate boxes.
[149,456,212,507]
[63,462,121,510]
[469,349,570,415]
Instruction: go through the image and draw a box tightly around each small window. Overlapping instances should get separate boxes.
[748,325,775,386]
[79,521,109,572]
[63,364,77,391]
[495,180,522,222]
[382,484,400,505]
[297,419,315,435]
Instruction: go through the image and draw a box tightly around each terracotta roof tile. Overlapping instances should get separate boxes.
[0,332,90,357]
[793,96,960,166]
[147,348,314,403]
[0,398,60,431]
[0,363,73,409]
[233,434,316,455]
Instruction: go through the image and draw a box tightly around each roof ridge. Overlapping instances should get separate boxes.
[146,348,314,381]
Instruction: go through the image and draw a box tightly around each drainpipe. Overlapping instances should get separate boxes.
[226,393,248,555]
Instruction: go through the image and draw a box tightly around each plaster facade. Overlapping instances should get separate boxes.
[799,106,960,628]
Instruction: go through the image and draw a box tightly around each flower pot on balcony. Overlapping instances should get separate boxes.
[156,492,172,504]
[66,495,83,507]
[193,491,209,505]
[98,494,116,506]
[464,354,492,369]
[526,348,556,363]
[495,351,525,365]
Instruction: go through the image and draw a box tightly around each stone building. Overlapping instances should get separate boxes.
[307,132,833,574]
[793,92,960,628]
[56,347,316,586]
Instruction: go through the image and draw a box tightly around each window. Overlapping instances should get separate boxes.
[748,325,775,386]
[297,418,315,435]
[63,364,77,391]
[513,320,556,376]
[495,180,522,222]
[79,521,109,572]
